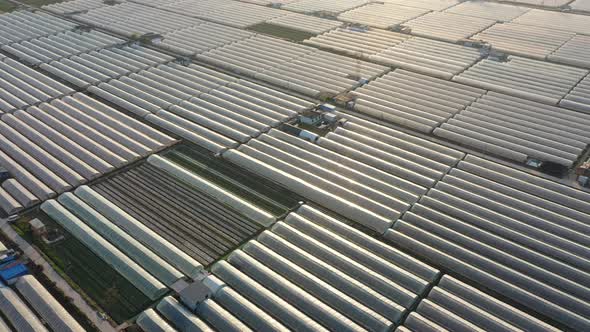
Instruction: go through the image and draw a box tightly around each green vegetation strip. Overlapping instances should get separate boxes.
[248,22,317,42]
[0,0,16,13]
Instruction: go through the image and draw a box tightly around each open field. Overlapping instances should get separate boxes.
[0,0,16,12]
[18,0,62,6]
[248,22,316,41]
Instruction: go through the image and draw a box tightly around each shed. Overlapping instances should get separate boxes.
[179,282,210,311]
[29,219,47,237]
[0,265,28,284]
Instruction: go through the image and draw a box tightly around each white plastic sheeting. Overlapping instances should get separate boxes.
[157,296,213,331]
[571,0,590,11]
[351,69,485,132]
[196,299,253,332]
[495,0,570,6]
[161,0,287,28]
[305,25,481,78]
[89,61,311,154]
[137,308,178,332]
[208,205,439,331]
[2,30,125,65]
[0,316,9,332]
[154,22,255,56]
[0,187,22,215]
[560,73,590,112]
[0,11,77,45]
[0,93,176,207]
[0,282,48,332]
[471,23,575,60]
[197,35,388,98]
[129,0,194,6]
[304,27,410,58]
[399,275,561,332]
[368,37,484,79]
[2,179,39,209]
[548,34,590,68]
[42,199,169,300]
[512,9,590,35]
[148,0,235,10]
[380,0,459,11]
[43,0,117,14]
[15,275,85,332]
[444,1,530,22]
[238,0,296,5]
[198,277,288,331]
[282,0,371,15]
[73,2,204,37]
[386,155,590,331]
[223,116,463,233]
[75,185,204,279]
[402,12,495,43]
[435,92,590,167]
[0,57,73,113]
[58,192,185,286]
[41,45,174,88]
[148,155,276,225]
[337,3,430,29]
[453,56,589,105]
[265,12,343,34]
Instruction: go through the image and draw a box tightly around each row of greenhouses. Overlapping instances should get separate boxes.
[72,2,204,37]
[397,275,560,332]
[40,0,590,117]
[112,145,590,330]
[561,74,590,113]
[337,2,429,29]
[0,11,77,45]
[387,155,590,331]
[304,27,485,80]
[0,93,176,214]
[453,56,588,105]
[196,34,388,98]
[348,69,485,133]
[140,204,440,332]
[91,154,273,266]
[2,30,125,66]
[0,57,74,114]
[134,204,561,332]
[88,61,314,153]
[42,190,197,299]
[40,45,175,88]
[434,92,590,167]
[221,115,464,233]
[0,274,85,332]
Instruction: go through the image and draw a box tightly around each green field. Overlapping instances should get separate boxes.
[0,0,17,13]
[18,0,62,6]
[34,215,153,324]
[248,22,316,42]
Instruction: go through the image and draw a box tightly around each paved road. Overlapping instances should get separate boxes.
[0,218,116,332]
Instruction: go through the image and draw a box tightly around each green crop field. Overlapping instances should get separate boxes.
[0,0,17,13]
[18,0,62,6]
[248,22,316,42]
